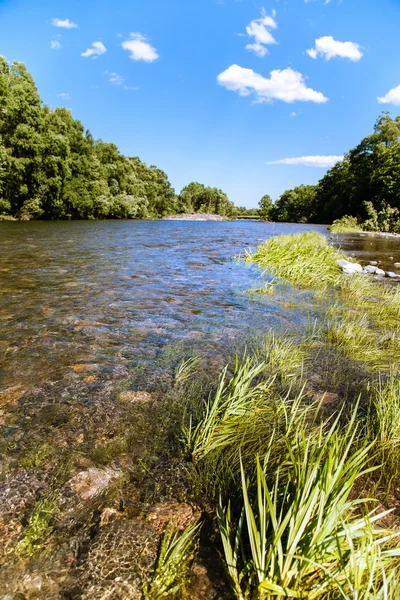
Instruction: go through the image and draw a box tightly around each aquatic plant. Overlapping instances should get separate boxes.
[174,356,199,385]
[16,496,57,557]
[143,520,200,599]
[218,408,400,599]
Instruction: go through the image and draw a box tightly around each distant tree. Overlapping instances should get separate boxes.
[314,113,400,226]
[259,194,273,220]
[271,185,317,223]
[178,182,236,217]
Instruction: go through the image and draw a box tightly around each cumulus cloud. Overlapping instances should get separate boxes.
[122,33,159,62]
[290,111,297,117]
[245,9,277,56]
[307,36,363,61]
[268,155,343,167]
[50,40,61,49]
[81,42,107,58]
[378,85,400,105]
[217,65,327,104]
[52,18,78,29]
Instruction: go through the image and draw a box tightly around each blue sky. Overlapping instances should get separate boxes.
[1,0,400,207]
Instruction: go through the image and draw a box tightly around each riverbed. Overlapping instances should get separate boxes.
[1,220,399,395]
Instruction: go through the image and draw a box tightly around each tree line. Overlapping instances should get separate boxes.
[259,114,400,232]
[0,58,236,220]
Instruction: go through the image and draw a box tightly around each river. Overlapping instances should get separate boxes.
[1,220,399,397]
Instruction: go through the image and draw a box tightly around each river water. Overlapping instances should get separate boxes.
[0,220,399,396]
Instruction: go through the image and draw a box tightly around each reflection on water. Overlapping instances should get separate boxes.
[0,221,399,393]
[330,232,400,271]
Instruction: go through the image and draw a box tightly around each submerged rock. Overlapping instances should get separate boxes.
[66,467,120,501]
[75,520,159,599]
[146,501,199,533]
[119,391,152,404]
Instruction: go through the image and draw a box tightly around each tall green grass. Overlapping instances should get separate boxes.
[218,408,400,599]
[246,232,346,288]
[143,520,200,599]
[329,216,363,234]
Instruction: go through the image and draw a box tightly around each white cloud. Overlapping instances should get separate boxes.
[290,111,297,116]
[57,92,70,99]
[104,71,139,91]
[306,36,363,61]
[50,40,61,49]
[245,42,269,57]
[245,9,277,56]
[217,64,327,104]
[52,18,78,29]
[268,155,343,167]
[105,71,125,86]
[81,41,107,58]
[378,85,400,105]
[122,33,159,62]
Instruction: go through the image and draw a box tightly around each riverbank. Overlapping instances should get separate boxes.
[163,213,226,221]
[1,227,400,598]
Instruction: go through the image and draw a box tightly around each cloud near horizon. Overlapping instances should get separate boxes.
[245,9,277,57]
[217,65,327,104]
[121,33,159,62]
[81,41,107,58]
[268,155,344,167]
[378,84,400,105]
[52,18,78,29]
[307,36,363,61]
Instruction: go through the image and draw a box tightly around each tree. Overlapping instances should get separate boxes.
[314,113,400,227]
[178,182,235,217]
[259,194,273,220]
[271,185,317,223]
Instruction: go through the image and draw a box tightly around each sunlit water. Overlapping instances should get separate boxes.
[0,220,399,394]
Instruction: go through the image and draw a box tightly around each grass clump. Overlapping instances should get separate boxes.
[143,520,200,599]
[246,232,346,288]
[218,408,400,599]
[367,375,400,495]
[329,215,363,234]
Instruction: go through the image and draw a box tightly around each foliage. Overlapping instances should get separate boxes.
[236,206,260,219]
[246,232,345,288]
[258,194,273,220]
[0,57,235,220]
[218,410,400,600]
[143,520,200,600]
[270,184,317,223]
[174,356,199,386]
[329,215,362,234]
[314,114,400,230]
[177,181,236,217]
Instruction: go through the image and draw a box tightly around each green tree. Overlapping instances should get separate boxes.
[258,194,273,220]
[271,185,317,223]
[178,182,235,217]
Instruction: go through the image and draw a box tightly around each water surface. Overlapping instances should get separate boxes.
[0,220,399,394]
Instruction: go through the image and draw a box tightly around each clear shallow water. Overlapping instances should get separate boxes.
[0,220,399,393]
